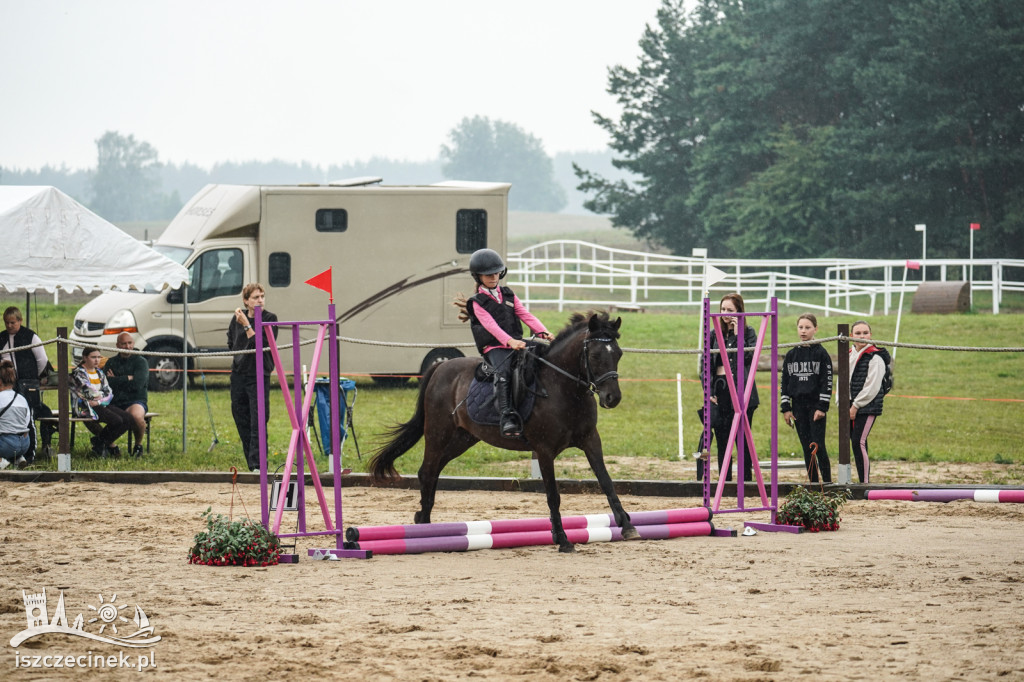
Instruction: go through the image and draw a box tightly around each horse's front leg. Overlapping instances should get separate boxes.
[535,451,574,553]
[581,430,639,540]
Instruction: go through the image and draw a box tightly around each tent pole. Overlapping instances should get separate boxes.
[182,286,188,453]
[56,327,70,471]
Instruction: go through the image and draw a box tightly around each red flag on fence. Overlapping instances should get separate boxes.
[305,267,333,302]
[970,222,981,231]
[905,260,921,270]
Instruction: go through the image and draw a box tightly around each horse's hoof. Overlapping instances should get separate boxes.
[558,543,576,554]
[622,526,641,540]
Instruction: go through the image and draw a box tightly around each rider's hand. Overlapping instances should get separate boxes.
[536,332,553,341]
[507,338,527,351]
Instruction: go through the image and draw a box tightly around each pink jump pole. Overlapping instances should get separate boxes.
[346,507,713,543]
[867,489,1024,503]
[345,521,716,556]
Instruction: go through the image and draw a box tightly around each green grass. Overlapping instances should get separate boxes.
[6,297,1023,481]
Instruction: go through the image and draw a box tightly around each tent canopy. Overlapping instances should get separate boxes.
[0,186,190,293]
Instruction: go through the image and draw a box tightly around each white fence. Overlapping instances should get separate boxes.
[509,240,1024,316]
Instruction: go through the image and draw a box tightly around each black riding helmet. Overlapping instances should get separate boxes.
[469,248,507,284]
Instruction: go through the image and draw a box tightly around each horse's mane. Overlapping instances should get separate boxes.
[549,310,620,350]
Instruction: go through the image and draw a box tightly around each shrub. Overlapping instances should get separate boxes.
[776,486,851,532]
[188,507,281,566]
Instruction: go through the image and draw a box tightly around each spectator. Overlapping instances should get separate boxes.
[0,306,49,463]
[847,320,888,483]
[703,293,758,481]
[781,313,833,483]
[229,283,278,472]
[70,347,132,457]
[104,332,150,458]
[0,361,32,469]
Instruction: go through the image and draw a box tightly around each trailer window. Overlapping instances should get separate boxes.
[268,252,291,287]
[316,209,348,232]
[456,210,487,253]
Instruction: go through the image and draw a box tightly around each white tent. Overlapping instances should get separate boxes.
[0,186,191,470]
[0,186,189,293]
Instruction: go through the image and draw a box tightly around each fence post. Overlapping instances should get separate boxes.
[837,323,851,485]
[56,327,70,471]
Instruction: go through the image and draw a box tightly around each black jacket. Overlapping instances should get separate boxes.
[228,310,278,377]
[706,324,759,411]
[780,343,833,413]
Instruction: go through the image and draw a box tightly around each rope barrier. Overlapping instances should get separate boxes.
[11,333,1024,361]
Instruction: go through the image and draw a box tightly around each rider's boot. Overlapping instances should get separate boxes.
[495,376,521,438]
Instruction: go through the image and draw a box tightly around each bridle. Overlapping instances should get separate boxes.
[534,333,620,395]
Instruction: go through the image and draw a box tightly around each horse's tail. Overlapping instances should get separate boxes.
[368,362,439,483]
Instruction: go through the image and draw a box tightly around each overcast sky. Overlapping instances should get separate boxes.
[1,1,666,171]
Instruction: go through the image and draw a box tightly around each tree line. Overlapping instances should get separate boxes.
[1,121,630,221]
[575,0,1024,259]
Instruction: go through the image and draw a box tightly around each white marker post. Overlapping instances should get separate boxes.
[915,224,927,280]
[893,260,921,362]
[969,222,980,309]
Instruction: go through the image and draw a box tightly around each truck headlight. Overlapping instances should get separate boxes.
[103,309,139,335]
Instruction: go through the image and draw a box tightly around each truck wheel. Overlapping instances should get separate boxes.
[419,348,464,378]
[147,345,186,392]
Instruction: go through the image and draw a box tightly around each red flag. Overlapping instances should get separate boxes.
[970,222,981,230]
[305,267,333,301]
[905,260,921,270]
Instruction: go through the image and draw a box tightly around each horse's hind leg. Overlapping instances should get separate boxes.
[415,428,478,524]
[535,452,574,553]
[581,431,639,540]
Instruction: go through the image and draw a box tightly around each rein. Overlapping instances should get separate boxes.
[532,334,619,395]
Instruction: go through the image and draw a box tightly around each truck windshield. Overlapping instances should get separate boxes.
[127,245,195,293]
[154,245,193,265]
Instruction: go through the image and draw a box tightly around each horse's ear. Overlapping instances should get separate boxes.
[588,314,600,332]
[613,317,622,330]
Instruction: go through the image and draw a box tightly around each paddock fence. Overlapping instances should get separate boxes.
[508,240,1024,316]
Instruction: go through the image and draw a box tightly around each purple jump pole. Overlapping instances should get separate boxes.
[344,521,715,556]
[345,507,712,543]
[867,489,1024,503]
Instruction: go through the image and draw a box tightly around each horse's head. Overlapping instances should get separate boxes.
[584,313,623,409]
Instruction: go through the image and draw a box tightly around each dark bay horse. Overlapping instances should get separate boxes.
[369,311,638,552]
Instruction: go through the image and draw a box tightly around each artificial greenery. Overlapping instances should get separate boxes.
[776,486,852,532]
[187,507,281,567]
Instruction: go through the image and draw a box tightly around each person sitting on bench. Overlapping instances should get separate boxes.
[104,332,150,457]
[70,347,131,457]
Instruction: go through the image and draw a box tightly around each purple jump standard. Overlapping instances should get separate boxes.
[345,507,712,543]
[867,489,1024,503]
[344,521,715,555]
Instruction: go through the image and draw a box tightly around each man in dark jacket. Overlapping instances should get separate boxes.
[104,332,150,457]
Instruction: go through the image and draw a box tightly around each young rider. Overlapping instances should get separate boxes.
[463,249,552,438]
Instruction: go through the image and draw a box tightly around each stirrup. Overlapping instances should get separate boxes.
[500,413,522,438]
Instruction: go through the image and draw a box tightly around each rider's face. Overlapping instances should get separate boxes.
[479,273,500,289]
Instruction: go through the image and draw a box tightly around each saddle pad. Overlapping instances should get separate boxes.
[466,378,537,427]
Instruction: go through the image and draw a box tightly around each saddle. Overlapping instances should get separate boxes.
[466,348,545,427]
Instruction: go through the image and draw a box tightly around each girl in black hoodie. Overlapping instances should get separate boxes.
[780,313,833,482]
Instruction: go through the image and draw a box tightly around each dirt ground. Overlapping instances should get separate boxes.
[2,470,1023,681]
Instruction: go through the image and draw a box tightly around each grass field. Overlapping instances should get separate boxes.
[5,297,1022,481]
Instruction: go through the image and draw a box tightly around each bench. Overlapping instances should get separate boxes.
[36,412,158,458]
